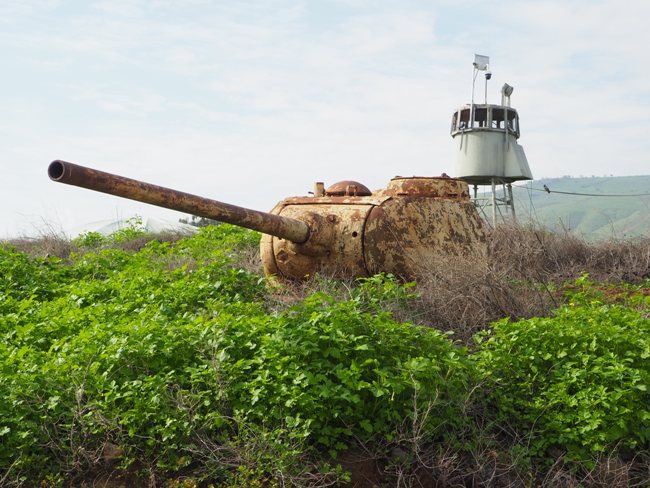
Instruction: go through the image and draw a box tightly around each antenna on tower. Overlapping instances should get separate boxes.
[471,54,490,106]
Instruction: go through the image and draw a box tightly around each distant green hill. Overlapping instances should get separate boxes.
[497,175,650,239]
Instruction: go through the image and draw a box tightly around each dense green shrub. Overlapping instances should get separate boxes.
[220,276,471,453]
[0,226,470,483]
[0,246,69,303]
[475,278,650,460]
[0,226,267,481]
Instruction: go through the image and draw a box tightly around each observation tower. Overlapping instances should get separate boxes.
[451,55,533,225]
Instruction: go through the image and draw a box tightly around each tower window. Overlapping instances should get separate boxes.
[458,109,470,130]
[492,108,506,129]
[473,107,487,128]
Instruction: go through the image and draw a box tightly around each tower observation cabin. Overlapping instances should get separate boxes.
[451,55,533,225]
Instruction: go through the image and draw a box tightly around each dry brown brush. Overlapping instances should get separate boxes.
[399,224,650,343]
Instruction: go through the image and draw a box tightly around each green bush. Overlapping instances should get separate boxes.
[3,227,469,482]
[107,216,148,243]
[475,279,650,460]
[221,276,471,453]
[0,226,266,480]
[0,246,68,303]
[72,230,106,248]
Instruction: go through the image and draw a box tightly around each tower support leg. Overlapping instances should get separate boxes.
[507,183,516,223]
[491,178,497,227]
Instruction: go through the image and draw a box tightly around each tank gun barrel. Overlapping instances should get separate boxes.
[48,160,310,243]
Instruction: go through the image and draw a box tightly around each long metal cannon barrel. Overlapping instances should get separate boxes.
[48,160,311,243]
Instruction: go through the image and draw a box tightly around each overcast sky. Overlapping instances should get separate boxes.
[2,0,649,238]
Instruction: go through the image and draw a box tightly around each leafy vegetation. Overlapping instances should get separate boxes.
[221,283,471,453]
[0,224,649,486]
[476,276,650,460]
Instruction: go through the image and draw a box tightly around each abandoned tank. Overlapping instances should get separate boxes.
[48,160,486,280]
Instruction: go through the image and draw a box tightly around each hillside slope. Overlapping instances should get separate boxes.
[509,175,650,239]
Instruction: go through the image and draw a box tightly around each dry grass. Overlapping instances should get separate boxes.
[384,444,650,488]
[392,224,650,343]
[2,229,191,258]
[4,232,75,259]
[489,223,650,284]
[110,230,191,252]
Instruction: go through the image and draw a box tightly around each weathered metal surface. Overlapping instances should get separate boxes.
[325,180,372,197]
[48,160,310,243]
[363,177,485,278]
[363,197,487,278]
[262,203,373,279]
[379,176,470,200]
[280,195,391,206]
[259,176,486,280]
[48,161,487,281]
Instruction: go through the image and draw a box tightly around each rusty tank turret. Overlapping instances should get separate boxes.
[48,160,486,280]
